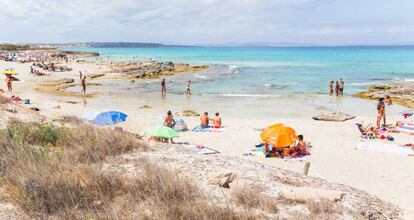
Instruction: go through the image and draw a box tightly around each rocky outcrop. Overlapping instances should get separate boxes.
[111,61,208,79]
[176,110,200,117]
[312,112,355,121]
[356,82,414,108]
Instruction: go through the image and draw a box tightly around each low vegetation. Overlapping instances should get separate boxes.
[0,120,256,219]
[0,44,30,51]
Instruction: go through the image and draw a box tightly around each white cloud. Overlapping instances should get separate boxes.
[0,0,413,44]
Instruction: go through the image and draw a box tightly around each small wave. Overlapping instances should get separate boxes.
[404,78,414,82]
[193,74,209,79]
[205,93,282,98]
[348,82,376,86]
[228,65,238,73]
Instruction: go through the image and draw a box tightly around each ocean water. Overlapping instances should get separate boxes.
[66,46,414,96]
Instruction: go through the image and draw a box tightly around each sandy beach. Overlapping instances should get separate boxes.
[1,58,414,219]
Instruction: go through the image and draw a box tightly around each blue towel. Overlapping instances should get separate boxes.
[192,125,211,132]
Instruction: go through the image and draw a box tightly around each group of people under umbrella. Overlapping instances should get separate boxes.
[81,110,309,158]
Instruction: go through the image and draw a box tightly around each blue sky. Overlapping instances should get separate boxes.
[0,0,413,45]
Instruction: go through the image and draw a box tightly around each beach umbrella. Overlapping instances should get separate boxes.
[81,111,127,125]
[144,126,179,138]
[3,68,17,75]
[260,123,298,147]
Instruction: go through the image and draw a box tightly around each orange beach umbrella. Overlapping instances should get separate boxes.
[260,123,298,147]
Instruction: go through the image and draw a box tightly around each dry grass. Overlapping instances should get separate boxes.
[0,120,259,219]
[0,95,10,105]
[232,187,278,214]
[57,115,83,125]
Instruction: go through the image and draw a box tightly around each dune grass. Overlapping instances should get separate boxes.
[0,120,257,219]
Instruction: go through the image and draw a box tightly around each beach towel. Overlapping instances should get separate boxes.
[357,141,413,156]
[192,125,225,132]
[396,124,414,135]
[182,143,219,155]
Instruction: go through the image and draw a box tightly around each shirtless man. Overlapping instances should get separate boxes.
[335,81,339,96]
[163,110,176,128]
[213,112,222,128]
[161,79,166,95]
[289,135,309,157]
[200,112,209,128]
[81,76,86,95]
[186,80,191,95]
[376,98,386,128]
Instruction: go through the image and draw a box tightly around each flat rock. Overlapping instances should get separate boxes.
[312,112,355,122]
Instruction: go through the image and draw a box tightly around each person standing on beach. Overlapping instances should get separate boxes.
[81,76,86,95]
[329,81,334,96]
[161,79,167,95]
[339,78,344,96]
[5,76,13,92]
[335,81,339,96]
[377,98,386,128]
[79,70,83,80]
[186,80,191,95]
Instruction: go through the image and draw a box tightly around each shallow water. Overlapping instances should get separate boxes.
[66,46,414,96]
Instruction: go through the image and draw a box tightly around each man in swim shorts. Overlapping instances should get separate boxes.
[186,80,191,95]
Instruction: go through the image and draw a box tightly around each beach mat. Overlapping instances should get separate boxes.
[182,143,220,155]
[192,126,225,132]
[357,141,413,156]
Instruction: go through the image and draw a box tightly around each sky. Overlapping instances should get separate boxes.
[0,0,414,45]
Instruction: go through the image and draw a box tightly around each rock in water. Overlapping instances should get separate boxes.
[312,112,355,122]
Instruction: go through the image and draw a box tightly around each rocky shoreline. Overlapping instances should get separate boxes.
[110,61,208,79]
[355,82,414,108]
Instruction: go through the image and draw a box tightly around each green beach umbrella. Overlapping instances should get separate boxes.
[144,126,179,138]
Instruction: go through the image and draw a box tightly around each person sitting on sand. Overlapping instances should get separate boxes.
[289,135,310,157]
[377,98,386,128]
[164,110,176,128]
[213,112,222,128]
[263,143,285,158]
[200,112,209,128]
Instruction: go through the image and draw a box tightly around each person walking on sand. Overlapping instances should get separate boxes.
[339,78,344,96]
[200,112,209,128]
[335,81,339,96]
[5,76,13,92]
[186,80,191,95]
[213,112,222,128]
[161,79,167,95]
[329,81,334,96]
[81,76,86,95]
[377,98,386,128]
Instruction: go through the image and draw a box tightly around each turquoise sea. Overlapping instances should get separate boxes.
[66,46,414,96]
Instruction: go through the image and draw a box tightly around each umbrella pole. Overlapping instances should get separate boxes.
[303,162,311,176]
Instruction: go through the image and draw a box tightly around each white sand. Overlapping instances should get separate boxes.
[2,60,414,219]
